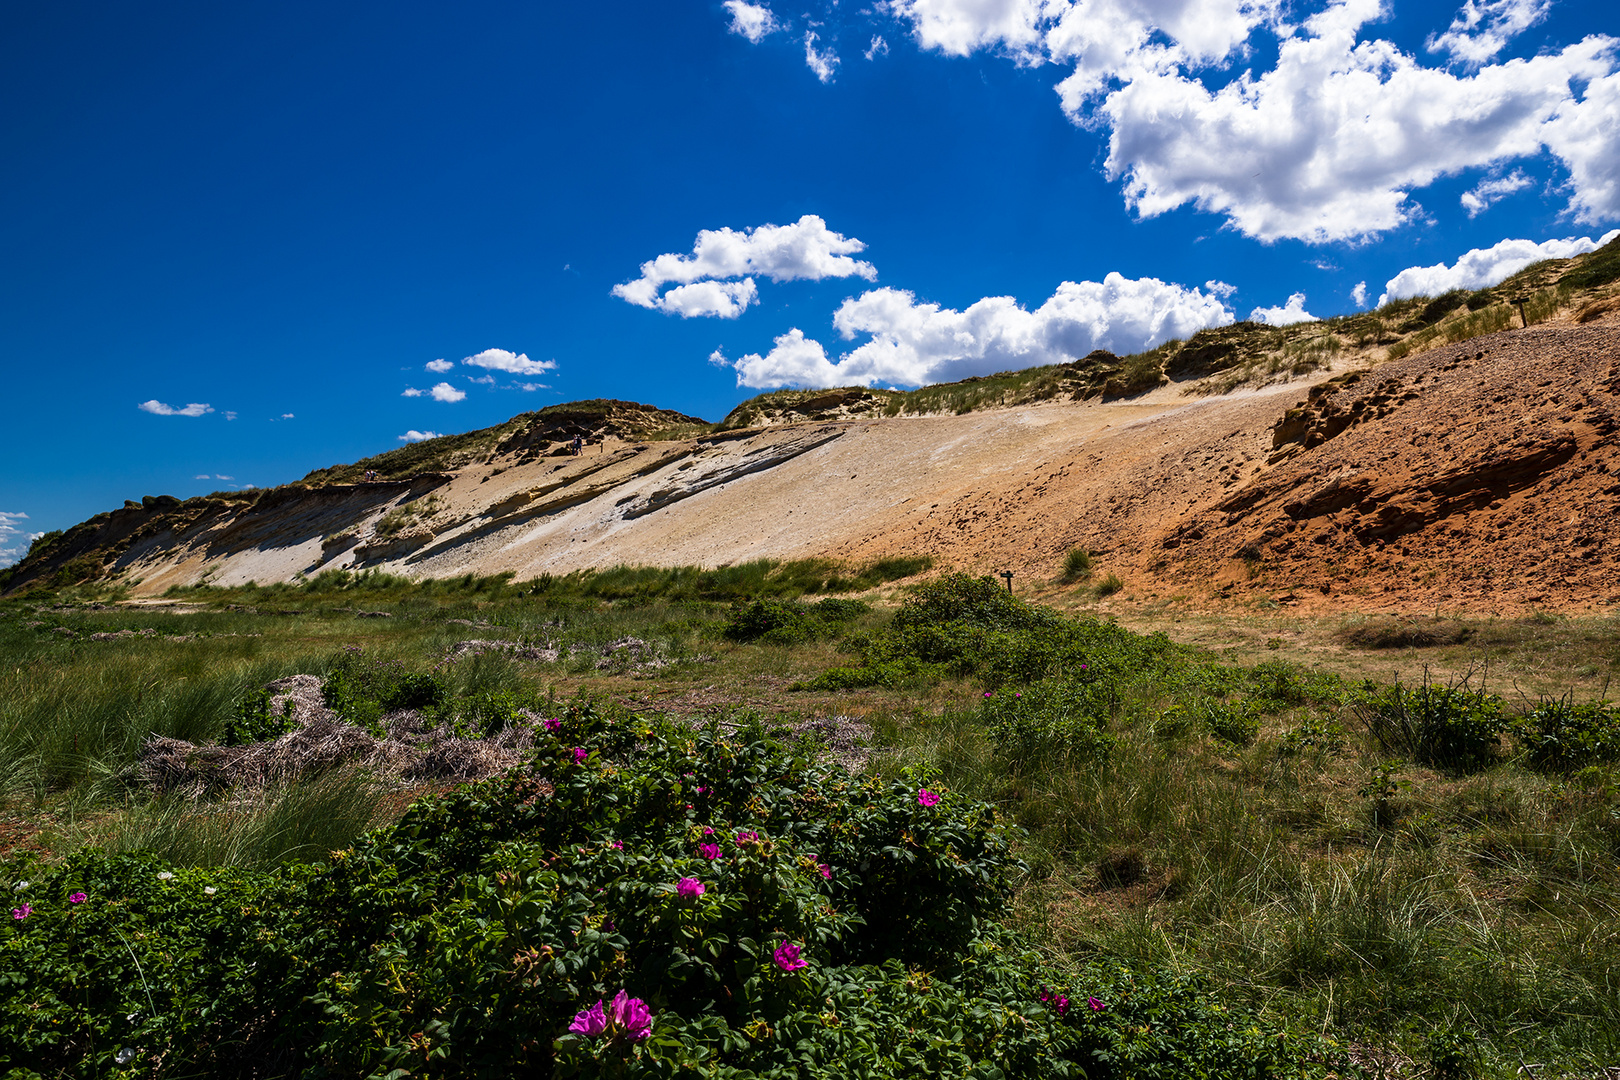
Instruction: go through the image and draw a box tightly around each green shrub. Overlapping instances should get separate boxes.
[1062,548,1093,582]
[2,698,1338,1079]
[321,650,452,734]
[980,681,1116,767]
[1514,694,1620,772]
[1093,573,1124,598]
[1195,698,1262,747]
[1357,679,1506,772]
[222,689,297,746]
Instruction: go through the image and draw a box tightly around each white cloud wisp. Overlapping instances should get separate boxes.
[138,400,214,417]
[398,430,442,443]
[724,1,781,43]
[462,348,556,377]
[730,273,1234,389]
[0,511,42,570]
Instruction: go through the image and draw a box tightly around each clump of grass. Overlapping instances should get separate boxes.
[1092,572,1124,598]
[1061,547,1092,583]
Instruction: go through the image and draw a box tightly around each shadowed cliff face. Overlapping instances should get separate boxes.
[8,320,1619,614]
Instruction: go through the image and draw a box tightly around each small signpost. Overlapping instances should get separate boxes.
[1511,296,1529,329]
[999,570,1014,593]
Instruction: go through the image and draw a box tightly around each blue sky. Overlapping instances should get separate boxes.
[2,0,1616,562]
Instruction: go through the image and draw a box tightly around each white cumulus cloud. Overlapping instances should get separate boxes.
[1461,171,1533,217]
[1379,229,1620,303]
[138,400,213,417]
[724,0,781,43]
[398,430,442,443]
[730,274,1234,389]
[402,387,424,397]
[429,382,467,403]
[1351,281,1369,307]
[654,279,760,319]
[462,348,557,377]
[425,358,454,373]
[1428,0,1549,66]
[1100,0,1619,243]
[805,31,840,82]
[613,215,877,318]
[875,0,1620,242]
[1249,293,1320,326]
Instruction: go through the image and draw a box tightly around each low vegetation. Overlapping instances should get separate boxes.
[4,569,1619,1076]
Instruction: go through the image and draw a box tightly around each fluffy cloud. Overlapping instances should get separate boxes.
[280,413,294,420]
[652,279,760,319]
[402,387,424,397]
[398,430,442,443]
[804,31,840,82]
[1428,0,1549,66]
[876,0,1620,241]
[1379,229,1620,303]
[724,0,781,43]
[0,511,43,569]
[1100,0,1619,242]
[1461,171,1532,217]
[1249,293,1320,326]
[429,382,467,403]
[138,400,213,417]
[730,274,1233,388]
[1542,69,1620,225]
[462,348,557,377]
[732,329,842,389]
[1351,281,1369,307]
[614,215,877,318]
[425,358,454,373]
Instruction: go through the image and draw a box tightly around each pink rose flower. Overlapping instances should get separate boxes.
[10,903,31,920]
[773,940,807,972]
[68,892,87,904]
[917,788,940,807]
[676,877,705,900]
[569,999,607,1037]
[608,989,653,1040]
[1088,996,1104,1012]
[699,842,721,860]
[544,718,563,732]
[573,747,588,763]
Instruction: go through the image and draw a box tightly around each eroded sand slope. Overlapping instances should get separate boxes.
[22,320,1620,614]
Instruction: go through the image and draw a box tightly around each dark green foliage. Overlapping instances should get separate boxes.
[27,530,63,557]
[723,597,872,646]
[807,573,1182,692]
[1514,694,1620,772]
[0,699,1334,1078]
[1357,679,1507,772]
[221,689,297,746]
[321,649,452,733]
[980,682,1116,768]
[723,599,820,645]
[1193,698,1262,747]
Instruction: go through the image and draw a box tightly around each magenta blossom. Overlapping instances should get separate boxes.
[699,842,721,860]
[984,691,993,698]
[568,999,608,1037]
[773,940,807,972]
[1088,996,1104,1012]
[544,718,563,733]
[608,990,653,1040]
[817,863,832,880]
[735,830,759,845]
[573,747,588,763]
[610,841,623,850]
[917,788,940,807]
[68,892,87,904]
[11,903,31,921]
[701,826,714,836]
[676,877,705,900]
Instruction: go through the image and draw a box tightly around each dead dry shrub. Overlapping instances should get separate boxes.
[1338,616,1476,649]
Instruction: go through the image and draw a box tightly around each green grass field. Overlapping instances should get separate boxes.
[3,567,1618,1077]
